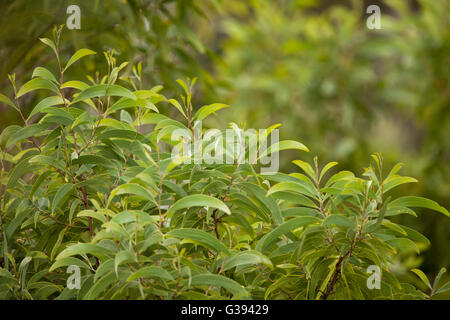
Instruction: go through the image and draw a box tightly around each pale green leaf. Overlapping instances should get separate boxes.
[259,140,309,159]
[64,48,96,72]
[72,84,136,104]
[193,103,229,121]
[167,228,230,254]
[411,268,432,290]
[168,194,230,215]
[16,78,60,98]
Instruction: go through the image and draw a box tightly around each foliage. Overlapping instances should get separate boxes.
[0,38,449,300]
[0,0,219,128]
[206,0,450,274]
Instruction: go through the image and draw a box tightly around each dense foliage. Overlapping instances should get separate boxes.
[1,1,449,277]
[0,36,449,299]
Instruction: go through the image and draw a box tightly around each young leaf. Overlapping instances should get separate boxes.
[32,67,58,83]
[64,48,96,72]
[0,93,18,112]
[411,268,432,290]
[72,84,136,104]
[259,140,309,159]
[382,176,418,193]
[39,38,57,55]
[167,99,187,118]
[193,103,229,121]
[319,161,338,182]
[292,160,316,181]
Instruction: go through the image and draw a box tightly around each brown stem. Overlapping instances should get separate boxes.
[320,230,362,300]
[211,209,220,240]
[80,186,94,237]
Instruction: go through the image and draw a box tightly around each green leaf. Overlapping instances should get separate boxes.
[266,181,317,200]
[176,79,189,94]
[292,160,316,180]
[167,99,187,118]
[319,161,338,182]
[435,281,450,295]
[433,267,447,293]
[50,228,67,261]
[127,266,174,282]
[259,140,309,159]
[60,80,90,91]
[6,123,50,147]
[411,269,432,290]
[29,155,66,172]
[381,220,407,236]
[18,256,32,287]
[325,171,354,187]
[49,257,91,272]
[167,194,230,215]
[32,67,58,83]
[193,103,229,121]
[106,97,144,115]
[400,225,430,246]
[190,274,249,298]
[322,215,353,229]
[108,183,155,206]
[256,216,321,252]
[72,84,136,104]
[167,228,230,254]
[382,176,418,193]
[52,183,75,213]
[114,250,136,276]
[28,96,65,120]
[0,93,18,112]
[165,155,192,173]
[389,196,449,217]
[39,38,57,55]
[64,48,96,72]
[77,210,107,224]
[72,155,114,169]
[6,157,41,192]
[6,209,30,239]
[384,163,404,182]
[241,182,284,225]
[85,270,117,300]
[386,238,419,254]
[223,250,273,271]
[16,78,60,98]
[55,243,113,261]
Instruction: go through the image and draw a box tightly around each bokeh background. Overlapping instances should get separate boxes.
[0,0,448,292]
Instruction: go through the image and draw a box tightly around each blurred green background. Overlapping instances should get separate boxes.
[0,0,448,288]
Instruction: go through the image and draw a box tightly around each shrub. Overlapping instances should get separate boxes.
[0,36,449,300]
